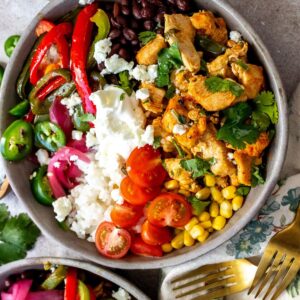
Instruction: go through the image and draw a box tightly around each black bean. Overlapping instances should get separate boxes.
[97,62,106,72]
[109,44,121,56]
[144,20,155,31]
[132,0,142,19]
[176,0,190,11]
[109,29,121,40]
[104,3,114,11]
[141,0,149,7]
[121,0,129,5]
[121,5,130,16]
[156,28,164,35]
[116,15,128,27]
[107,75,119,85]
[110,17,121,29]
[120,37,128,45]
[167,0,176,5]
[141,7,154,19]
[131,38,139,46]
[131,19,140,30]
[118,48,131,61]
[155,13,165,24]
[113,2,121,18]
[123,28,138,41]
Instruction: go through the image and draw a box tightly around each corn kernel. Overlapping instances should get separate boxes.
[197,230,209,242]
[232,195,244,211]
[164,180,179,190]
[200,220,212,229]
[220,200,233,219]
[212,216,226,230]
[184,217,199,231]
[184,230,195,246]
[204,174,216,187]
[221,186,237,200]
[211,187,224,203]
[195,187,211,200]
[162,243,173,253]
[199,211,210,222]
[209,201,219,217]
[178,189,191,197]
[171,232,184,249]
[189,224,205,239]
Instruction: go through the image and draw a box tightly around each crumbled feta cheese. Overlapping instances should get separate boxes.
[79,0,95,5]
[136,88,150,101]
[101,54,134,75]
[230,31,242,43]
[112,288,131,300]
[53,197,73,222]
[173,124,187,135]
[86,128,98,148]
[94,38,112,64]
[141,125,154,146]
[35,149,49,165]
[61,93,82,116]
[147,64,158,82]
[130,64,158,83]
[72,130,83,141]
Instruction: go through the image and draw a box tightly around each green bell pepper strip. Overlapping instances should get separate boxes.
[87,9,110,69]
[34,121,66,152]
[16,34,44,100]
[31,165,55,206]
[78,280,91,300]
[0,65,4,87]
[41,265,67,290]
[9,100,30,117]
[72,105,90,132]
[29,69,71,115]
[4,35,20,57]
[46,81,76,104]
[34,114,50,124]
[0,120,33,161]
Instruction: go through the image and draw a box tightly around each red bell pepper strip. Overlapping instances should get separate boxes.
[35,19,55,37]
[23,110,34,123]
[64,268,77,300]
[30,22,73,85]
[88,287,96,300]
[37,76,67,101]
[70,3,98,115]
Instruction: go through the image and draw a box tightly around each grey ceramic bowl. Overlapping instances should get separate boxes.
[0,257,149,299]
[0,0,288,269]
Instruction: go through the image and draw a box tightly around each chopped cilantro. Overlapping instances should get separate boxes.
[119,71,133,96]
[156,43,183,87]
[138,31,157,46]
[196,35,226,55]
[171,109,187,124]
[153,136,162,149]
[166,84,176,99]
[187,196,210,215]
[217,102,259,149]
[236,59,249,70]
[252,165,265,187]
[251,111,270,131]
[79,113,95,122]
[120,93,126,101]
[205,76,244,97]
[0,204,40,265]
[180,157,211,179]
[172,139,186,158]
[236,186,251,196]
[254,91,278,124]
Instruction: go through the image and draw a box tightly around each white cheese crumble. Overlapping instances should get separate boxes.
[61,93,82,116]
[230,31,242,43]
[173,124,187,135]
[94,38,112,64]
[136,88,150,101]
[130,64,158,83]
[112,288,131,300]
[72,130,83,141]
[53,197,73,222]
[35,149,49,165]
[79,0,95,5]
[101,54,134,75]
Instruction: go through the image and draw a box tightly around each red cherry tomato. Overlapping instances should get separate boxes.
[126,145,167,188]
[141,220,172,246]
[130,236,163,257]
[95,222,131,259]
[120,176,160,206]
[147,192,192,228]
[111,203,143,228]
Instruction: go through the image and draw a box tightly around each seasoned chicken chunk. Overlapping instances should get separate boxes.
[190,11,228,44]
[231,63,265,99]
[136,34,167,65]
[240,132,270,157]
[233,151,253,186]
[164,14,200,73]
[192,123,238,185]
[171,70,193,93]
[140,82,166,114]
[152,117,175,153]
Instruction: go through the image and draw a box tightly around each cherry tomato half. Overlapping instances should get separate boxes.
[130,236,163,257]
[141,220,172,246]
[120,176,160,206]
[95,222,131,259]
[126,145,167,188]
[147,192,192,228]
[111,203,143,228]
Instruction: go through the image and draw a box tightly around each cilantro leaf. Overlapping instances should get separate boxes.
[187,196,210,215]
[254,91,278,124]
[172,139,186,158]
[236,59,249,70]
[138,31,157,46]
[156,44,183,87]
[79,113,95,122]
[205,77,244,97]
[171,109,187,124]
[153,136,162,149]
[119,71,133,96]
[196,35,226,55]
[251,111,270,131]
[236,186,251,196]
[180,157,211,179]
[252,165,265,187]
[0,204,9,231]
[0,243,26,265]
[166,84,176,100]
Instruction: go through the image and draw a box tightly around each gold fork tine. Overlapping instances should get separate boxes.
[270,261,300,300]
[262,255,293,300]
[254,251,283,298]
[248,248,277,295]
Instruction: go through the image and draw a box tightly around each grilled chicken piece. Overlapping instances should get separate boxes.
[233,151,253,186]
[140,82,166,114]
[231,63,265,99]
[240,132,270,158]
[171,70,193,93]
[190,11,228,44]
[136,34,167,65]
[192,123,238,185]
[152,117,175,153]
[164,14,200,73]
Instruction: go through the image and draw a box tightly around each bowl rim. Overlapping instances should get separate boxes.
[0,0,288,269]
[0,257,150,299]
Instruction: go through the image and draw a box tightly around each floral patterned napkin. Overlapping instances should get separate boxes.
[160,173,300,300]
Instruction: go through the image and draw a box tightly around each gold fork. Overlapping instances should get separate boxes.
[248,205,300,300]
[170,259,257,299]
